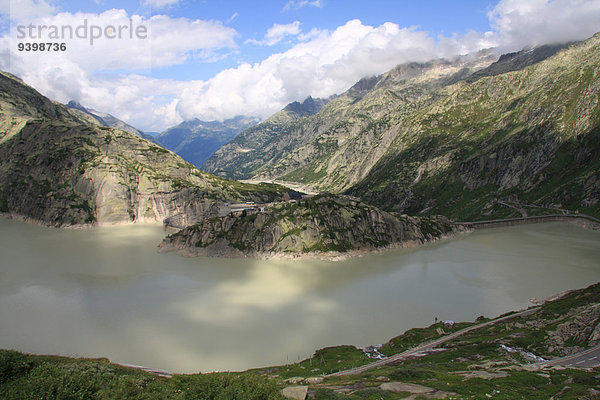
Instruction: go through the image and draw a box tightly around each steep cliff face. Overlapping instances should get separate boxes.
[160,194,457,258]
[0,71,283,226]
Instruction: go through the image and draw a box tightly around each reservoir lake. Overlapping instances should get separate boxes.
[0,219,599,373]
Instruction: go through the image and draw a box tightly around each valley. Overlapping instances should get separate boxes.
[205,35,600,223]
[2,34,599,258]
[0,3,599,396]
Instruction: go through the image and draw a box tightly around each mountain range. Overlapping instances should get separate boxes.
[66,101,259,169]
[1,33,599,254]
[158,116,260,168]
[204,34,600,222]
[202,51,498,181]
[154,97,329,170]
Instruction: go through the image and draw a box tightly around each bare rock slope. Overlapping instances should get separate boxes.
[160,193,457,258]
[0,71,282,226]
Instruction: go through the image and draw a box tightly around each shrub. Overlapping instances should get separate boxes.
[0,351,32,384]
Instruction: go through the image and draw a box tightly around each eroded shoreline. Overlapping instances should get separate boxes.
[4,210,599,261]
[157,230,470,262]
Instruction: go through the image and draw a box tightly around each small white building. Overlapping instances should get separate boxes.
[218,202,266,217]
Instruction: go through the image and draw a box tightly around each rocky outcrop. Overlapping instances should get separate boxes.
[282,96,329,118]
[281,386,308,400]
[547,304,600,353]
[159,194,458,258]
[0,71,284,227]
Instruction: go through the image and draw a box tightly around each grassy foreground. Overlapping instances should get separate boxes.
[0,353,282,399]
[2,283,600,399]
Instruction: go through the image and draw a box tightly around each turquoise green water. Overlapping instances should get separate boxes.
[0,219,598,373]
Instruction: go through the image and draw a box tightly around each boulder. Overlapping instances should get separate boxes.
[281,386,308,400]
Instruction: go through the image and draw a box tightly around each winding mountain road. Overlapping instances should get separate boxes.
[535,345,600,368]
[326,307,540,377]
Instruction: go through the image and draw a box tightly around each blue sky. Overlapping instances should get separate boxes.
[1,0,600,131]
[48,0,495,81]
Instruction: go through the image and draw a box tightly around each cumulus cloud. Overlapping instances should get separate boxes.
[143,0,179,10]
[0,44,188,129]
[176,20,441,122]
[0,0,56,21]
[248,21,302,46]
[2,0,600,133]
[0,7,237,130]
[283,0,323,12]
[5,10,237,71]
[490,0,600,50]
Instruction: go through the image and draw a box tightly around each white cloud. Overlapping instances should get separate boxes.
[4,9,237,71]
[0,0,56,21]
[226,12,239,24]
[262,21,301,45]
[490,0,600,50]
[283,0,323,12]
[147,14,237,67]
[0,8,237,131]
[246,21,302,46]
[2,0,600,133]
[436,30,499,59]
[0,43,188,130]
[143,0,179,10]
[176,20,440,123]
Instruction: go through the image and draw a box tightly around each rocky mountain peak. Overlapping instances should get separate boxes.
[65,99,147,139]
[346,75,380,100]
[283,96,329,117]
[466,42,571,83]
[66,100,85,110]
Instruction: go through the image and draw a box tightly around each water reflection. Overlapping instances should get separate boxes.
[171,261,339,325]
[0,218,599,372]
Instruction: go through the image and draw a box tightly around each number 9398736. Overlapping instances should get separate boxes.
[17,42,67,52]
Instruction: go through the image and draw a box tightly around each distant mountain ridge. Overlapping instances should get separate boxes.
[465,42,571,83]
[158,116,260,168]
[66,100,160,144]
